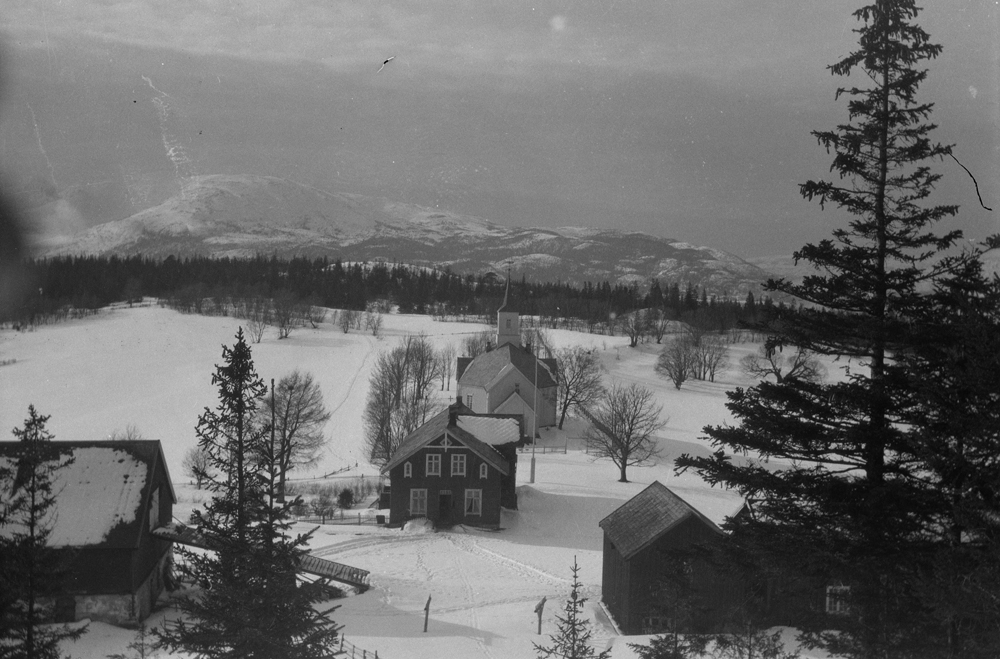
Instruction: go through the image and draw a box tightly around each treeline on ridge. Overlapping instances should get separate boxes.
[9,254,775,333]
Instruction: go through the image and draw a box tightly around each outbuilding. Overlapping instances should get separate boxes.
[599,481,746,634]
[0,440,176,625]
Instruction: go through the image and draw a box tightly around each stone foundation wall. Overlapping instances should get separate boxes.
[74,549,172,625]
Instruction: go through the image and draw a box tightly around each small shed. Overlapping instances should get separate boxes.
[599,481,746,634]
[0,440,176,625]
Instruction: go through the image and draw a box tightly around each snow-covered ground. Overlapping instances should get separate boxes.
[0,306,831,658]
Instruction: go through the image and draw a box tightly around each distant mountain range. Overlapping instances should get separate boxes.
[39,174,783,295]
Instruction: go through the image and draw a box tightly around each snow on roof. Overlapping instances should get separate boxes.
[459,344,557,390]
[0,443,158,548]
[456,415,520,446]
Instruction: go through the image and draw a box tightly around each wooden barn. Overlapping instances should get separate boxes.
[599,481,747,635]
[0,440,175,625]
[381,400,526,528]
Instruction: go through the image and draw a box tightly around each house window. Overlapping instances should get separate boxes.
[465,489,482,516]
[506,319,511,328]
[479,463,488,479]
[410,489,428,515]
[515,383,520,394]
[451,454,466,476]
[466,394,473,407]
[826,585,850,616]
[148,486,160,531]
[404,462,412,478]
[426,454,441,476]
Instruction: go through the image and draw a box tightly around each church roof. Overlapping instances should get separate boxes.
[459,344,557,389]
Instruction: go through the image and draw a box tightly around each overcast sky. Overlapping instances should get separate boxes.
[1,0,997,257]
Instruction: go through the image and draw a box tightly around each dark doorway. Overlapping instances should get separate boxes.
[439,491,453,526]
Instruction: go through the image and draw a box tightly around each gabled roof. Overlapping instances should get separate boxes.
[459,343,557,390]
[0,440,176,549]
[598,481,734,561]
[381,404,511,476]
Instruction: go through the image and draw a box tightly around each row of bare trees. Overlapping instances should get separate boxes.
[655,329,731,389]
[232,294,325,343]
[363,335,449,466]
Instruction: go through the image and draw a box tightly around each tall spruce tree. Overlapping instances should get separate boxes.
[676,2,1000,657]
[157,329,340,659]
[0,406,85,659]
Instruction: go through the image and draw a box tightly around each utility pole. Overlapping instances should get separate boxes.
[530,327,538,484]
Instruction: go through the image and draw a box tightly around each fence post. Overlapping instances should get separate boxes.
[358,513,362,525]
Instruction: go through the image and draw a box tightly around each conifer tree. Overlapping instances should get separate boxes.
[534,558,611,659]
[157,329,340,658]
[676,2,1000,657]
[0,406,85,659]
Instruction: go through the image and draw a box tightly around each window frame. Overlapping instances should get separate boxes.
[451,453,466,477]
[479,463,488,479]
[825,585,851,616]
[148,486,160,531]
[404,461,412,478]
[464,489,482,516]
[410,489,428,516]
[426,453,441,477]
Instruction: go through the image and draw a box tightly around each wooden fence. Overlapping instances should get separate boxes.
[335,636,382,658]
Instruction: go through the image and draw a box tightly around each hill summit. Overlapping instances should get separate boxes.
[43,174,773,295]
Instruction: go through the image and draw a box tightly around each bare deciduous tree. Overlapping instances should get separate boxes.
[437,343,457,391]
[740,344,825,384]
[688,332,731,382]
[339,309,359,334]
[306,305,326,329]
[363,335,444,466]
[655,335,698,389]
[623,309,649,348]
[583,383,666,482]
[182,444,212,489]
[555,346,605,429]
[240,298,271,344]
[260,371,332,499]
[365,310,384,337]
[462,328,493,357]
[273,290,305,339]
[108,423,144,441]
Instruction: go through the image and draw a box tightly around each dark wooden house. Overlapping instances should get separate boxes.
[599,481,747,635]
[0,440,176,625]
[381,400,526,529]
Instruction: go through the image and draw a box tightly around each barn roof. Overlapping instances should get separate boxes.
[381,404,512,476]
[0,440,175,549]
[598,481,736,561]
[459,344,557,390]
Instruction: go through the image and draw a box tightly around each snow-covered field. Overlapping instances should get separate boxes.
[0,306,828,658]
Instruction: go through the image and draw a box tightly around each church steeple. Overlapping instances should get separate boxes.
[496,268,520,347]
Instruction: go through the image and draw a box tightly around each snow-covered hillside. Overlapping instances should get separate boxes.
[0,306,831,659]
